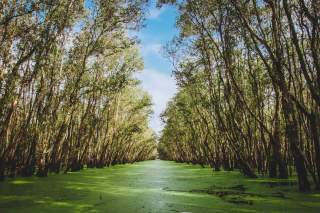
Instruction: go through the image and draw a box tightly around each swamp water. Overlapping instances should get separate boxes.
[0,160,319,213]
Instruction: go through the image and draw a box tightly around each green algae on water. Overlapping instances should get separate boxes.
[0,160,319,213]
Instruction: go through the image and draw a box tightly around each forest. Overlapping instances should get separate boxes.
[0,0,319,199]
[157,0,320,192]
[0,0,157,181]
[1,0,320,212]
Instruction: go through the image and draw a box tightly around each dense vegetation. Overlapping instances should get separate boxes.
[157,0,320,191]
[0,0,157,181]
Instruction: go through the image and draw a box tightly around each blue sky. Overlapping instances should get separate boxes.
[134,2,179,134]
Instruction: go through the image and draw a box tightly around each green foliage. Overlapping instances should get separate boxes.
[158,0,320,190]
[0,0,156,180]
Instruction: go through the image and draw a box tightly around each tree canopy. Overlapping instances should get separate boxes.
[158,0,320,191]
[0,0,157,180]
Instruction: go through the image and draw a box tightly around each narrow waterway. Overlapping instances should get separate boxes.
[0,160,319,213]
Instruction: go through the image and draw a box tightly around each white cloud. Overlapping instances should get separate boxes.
[135,69,177,134]
[147,7,166,20]
[141,43,161,56]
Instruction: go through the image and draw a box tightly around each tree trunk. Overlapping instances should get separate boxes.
[0,157,5,181]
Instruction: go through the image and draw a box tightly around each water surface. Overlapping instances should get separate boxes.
[0,160,319,212]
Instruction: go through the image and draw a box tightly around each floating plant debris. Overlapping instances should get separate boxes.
[262,182,299,188]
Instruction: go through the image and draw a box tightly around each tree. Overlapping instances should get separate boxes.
[0,0,157,181]
[158,0,320,191]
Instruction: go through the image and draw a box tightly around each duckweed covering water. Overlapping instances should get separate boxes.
[0,160,319,212]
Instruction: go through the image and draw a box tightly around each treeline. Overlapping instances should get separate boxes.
[157,0,320,191]
[0,0,157,181]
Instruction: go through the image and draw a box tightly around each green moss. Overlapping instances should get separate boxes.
[0,160,319,213]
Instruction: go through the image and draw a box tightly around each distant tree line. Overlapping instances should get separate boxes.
[0,0,157,181]
[157,0,320,191]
